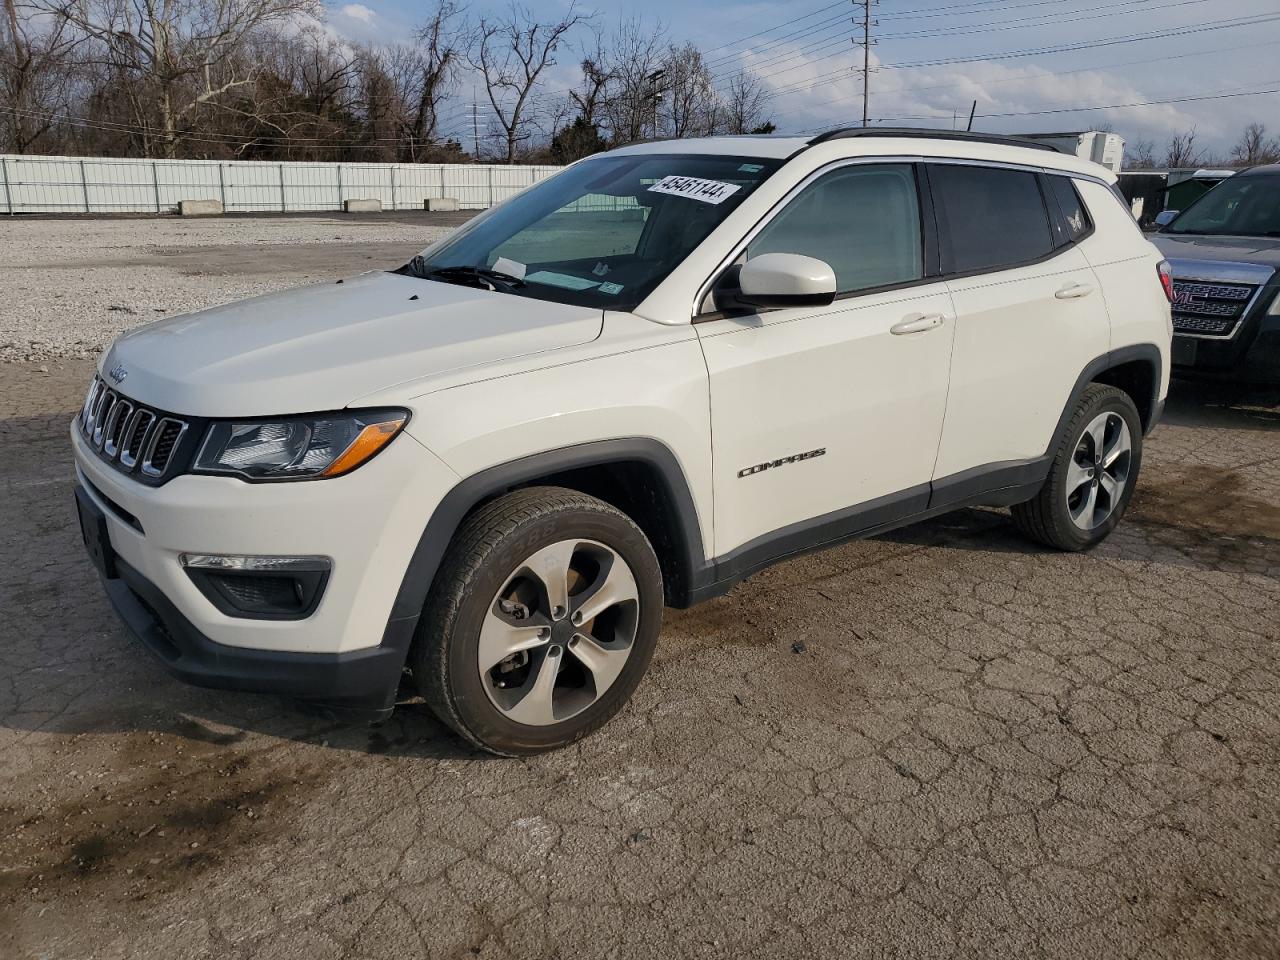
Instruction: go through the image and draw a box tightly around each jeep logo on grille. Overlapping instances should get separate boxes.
[107,364,128,385]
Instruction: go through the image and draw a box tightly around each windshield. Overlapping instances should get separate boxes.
[406,153,782,310]
[1164,174,1280,237]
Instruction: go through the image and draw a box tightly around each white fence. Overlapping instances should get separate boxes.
[0,155,562,215]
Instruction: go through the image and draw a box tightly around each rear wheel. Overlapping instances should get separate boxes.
[1012,383,1143,551]
[412,487,663,756]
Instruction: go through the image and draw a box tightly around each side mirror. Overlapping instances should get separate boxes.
[736,253,837,309]
[1153,209,1180,228]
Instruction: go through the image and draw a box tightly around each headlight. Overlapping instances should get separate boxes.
[193,409,408,481]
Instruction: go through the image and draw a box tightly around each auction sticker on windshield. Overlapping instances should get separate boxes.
[648,175,742,205]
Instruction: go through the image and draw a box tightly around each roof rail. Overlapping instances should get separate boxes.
[806,127,1061,154]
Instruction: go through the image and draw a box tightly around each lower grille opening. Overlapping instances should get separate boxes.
[186,568,328,620]
[218,574,303,609]
[1172,314,1237,336]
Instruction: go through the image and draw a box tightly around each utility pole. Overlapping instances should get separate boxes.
[855,0,876,127]
[647,69,666,141]
[471,87,480,160]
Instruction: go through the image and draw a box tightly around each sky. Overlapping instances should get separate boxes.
[325,0,1280,160]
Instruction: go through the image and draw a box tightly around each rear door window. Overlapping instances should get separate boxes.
[928,164,1054,274]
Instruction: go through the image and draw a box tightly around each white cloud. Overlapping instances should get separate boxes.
[339,3,376,24]
[735,41,1263,157]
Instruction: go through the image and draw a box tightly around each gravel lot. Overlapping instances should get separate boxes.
[1,216,1279,960]
[0,212,462,362]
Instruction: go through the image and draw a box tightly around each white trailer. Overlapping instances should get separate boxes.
[1014,131,1126,173]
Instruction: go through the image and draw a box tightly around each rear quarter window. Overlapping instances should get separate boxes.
[1045,175,1093,246]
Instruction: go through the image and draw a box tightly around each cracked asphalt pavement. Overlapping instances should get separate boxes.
[2,218,1279,960]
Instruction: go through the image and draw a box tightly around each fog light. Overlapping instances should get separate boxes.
[181,554,331,620]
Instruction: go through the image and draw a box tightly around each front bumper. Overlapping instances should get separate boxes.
[1172,317,1280,384]
[72,415,461,715]
[101,546,412,719]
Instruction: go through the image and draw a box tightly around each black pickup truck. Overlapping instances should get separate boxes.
[1153,163,1280,385]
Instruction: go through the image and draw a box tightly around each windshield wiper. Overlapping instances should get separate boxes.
[397,256,526,292]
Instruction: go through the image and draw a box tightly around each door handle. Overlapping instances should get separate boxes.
[1055,281,1095,300]
[890,312,947,335]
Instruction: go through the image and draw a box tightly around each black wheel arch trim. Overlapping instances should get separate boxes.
[381,438,709,666]
[1051,342,1165,442]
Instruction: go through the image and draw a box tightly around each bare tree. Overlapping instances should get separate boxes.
[1123,139,1157,170]
[185,21,358,159]
[721,70,771,136]
[569,30,611,128]
[470,3,588,163]
[662,42,717,138]
[1165,127,1202,169]
[38,0,321,157]
[1230,122,1280,168]
[388,2,463,161]
[3,4,784,161]
[2,0,83,152]
[600,18,666,145]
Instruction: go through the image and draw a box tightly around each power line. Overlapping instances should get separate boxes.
[878,12,1280,72]
[791,33,1280,114]
[972,84,1280,122]
[709,0,1221,102]
[763,11,1280,101]
[7,106,485,151]
[802,77,1280,128]
[877,0,1212,41]
[704,13,851,71]
[879,0,1129,20]
[710,28,854,83]
[702,1,849,56]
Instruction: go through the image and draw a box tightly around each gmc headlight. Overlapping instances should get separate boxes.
[194,409,409,481]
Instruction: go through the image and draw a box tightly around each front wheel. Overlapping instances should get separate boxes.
[412,487,664,756]
[1012,383,1144,551]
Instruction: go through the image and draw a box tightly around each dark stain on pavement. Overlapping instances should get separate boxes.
[0,732,321,906]
[1131,465,1280,542]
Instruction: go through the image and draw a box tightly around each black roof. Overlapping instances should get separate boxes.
[1239,163,1280,176]
[806,127,1061,154]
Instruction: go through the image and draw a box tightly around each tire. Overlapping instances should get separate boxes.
[1012,383,1144,551]
[412,486,664,756]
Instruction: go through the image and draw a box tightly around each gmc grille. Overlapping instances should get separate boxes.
[1170,279,1257,338]
[79,377,190,481]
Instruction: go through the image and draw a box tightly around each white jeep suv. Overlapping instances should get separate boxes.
[73,130,1173,755]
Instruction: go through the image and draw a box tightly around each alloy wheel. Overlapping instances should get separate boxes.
[478,539,640,726]
[1065,411,1132,531]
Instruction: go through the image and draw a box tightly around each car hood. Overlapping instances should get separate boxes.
[1153,233,1280,270]
[100,272,604,417]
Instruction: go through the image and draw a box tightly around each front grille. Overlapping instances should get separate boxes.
[1171,279,1258,338]
[79,376,191,482]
